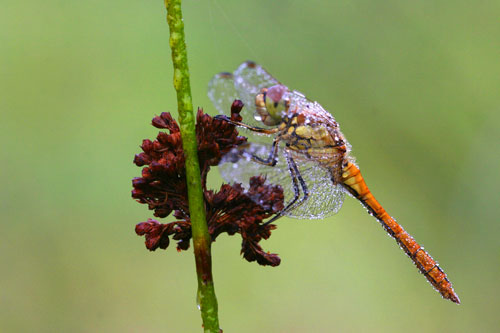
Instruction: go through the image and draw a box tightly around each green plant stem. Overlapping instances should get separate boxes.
[163,1,220,332]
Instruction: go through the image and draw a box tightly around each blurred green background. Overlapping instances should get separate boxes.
[2,0,499,332]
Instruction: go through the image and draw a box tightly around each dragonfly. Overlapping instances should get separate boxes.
[208,61,460,304]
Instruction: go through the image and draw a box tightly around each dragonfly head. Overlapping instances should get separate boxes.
[255,85,289,126]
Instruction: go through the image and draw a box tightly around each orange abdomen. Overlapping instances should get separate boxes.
[341,162,460,304]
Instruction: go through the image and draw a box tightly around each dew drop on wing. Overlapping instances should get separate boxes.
[223,148,240,163]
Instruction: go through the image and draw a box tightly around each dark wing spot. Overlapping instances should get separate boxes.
[246,60,257,68]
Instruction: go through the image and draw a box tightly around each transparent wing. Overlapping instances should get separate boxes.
[207,72,239,115]
[285,148,345,219]
[208,62,281,143]
[233,61,280,104]
[232,61,280,128]
[220,142,288,188]
[219,142,346,219]
[207,61,279,128]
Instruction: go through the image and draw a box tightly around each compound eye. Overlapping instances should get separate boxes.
[265,85,288,120]
[266,85,287,104]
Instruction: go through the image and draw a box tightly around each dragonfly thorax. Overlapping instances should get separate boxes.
[255,85,289,126]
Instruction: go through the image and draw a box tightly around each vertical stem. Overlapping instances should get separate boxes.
[163,1,220,332]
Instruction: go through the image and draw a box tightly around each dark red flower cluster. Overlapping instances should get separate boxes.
[132,101,284,266]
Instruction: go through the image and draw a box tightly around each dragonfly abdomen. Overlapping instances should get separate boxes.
[341,162,460,304]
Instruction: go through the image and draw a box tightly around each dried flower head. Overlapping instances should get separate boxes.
[133,101,284,266]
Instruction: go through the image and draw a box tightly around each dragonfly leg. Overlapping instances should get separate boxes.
[214,115,279,135]
[247,137,280,167]
[286,152,310,211]
[263,151,309,225]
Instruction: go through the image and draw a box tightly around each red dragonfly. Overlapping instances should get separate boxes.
[208,61,460,304]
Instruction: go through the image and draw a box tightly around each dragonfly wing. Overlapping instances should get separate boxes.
[283,148,346,219]
[219,142,290,190]
[233,61,280,97]
[219,142,346,220]
[208,61,279,128]
[232,61,280,127]
[207,72,239,115]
